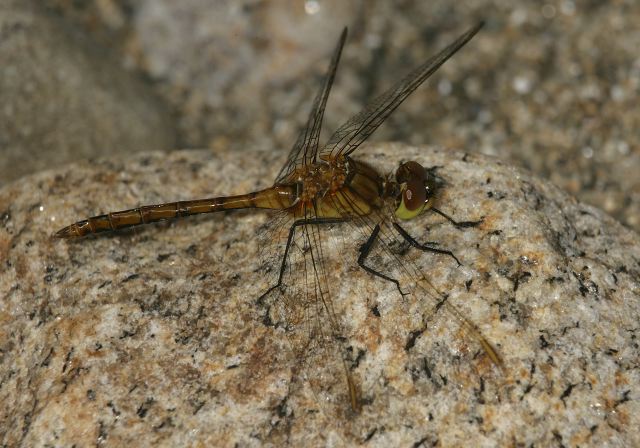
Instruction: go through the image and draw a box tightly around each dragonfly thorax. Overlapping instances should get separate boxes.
[293,158,351,203]
[283,156,388,219]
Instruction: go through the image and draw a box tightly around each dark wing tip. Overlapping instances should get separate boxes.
[470,20,485,36]
[457,21,485,45]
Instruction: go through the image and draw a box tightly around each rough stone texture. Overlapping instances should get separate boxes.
[42,0,640,232]
[0,0,177,186]
[1,145,638,446]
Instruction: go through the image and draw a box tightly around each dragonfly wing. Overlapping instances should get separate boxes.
[257,205,361,412]
[274,28,348,184]
[348,200,503,370]
[319,22,483,160]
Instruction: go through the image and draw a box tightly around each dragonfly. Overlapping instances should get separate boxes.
[55,22,501,412]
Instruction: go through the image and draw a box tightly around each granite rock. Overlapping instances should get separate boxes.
[1,144,638,446]
[0,0,176,186]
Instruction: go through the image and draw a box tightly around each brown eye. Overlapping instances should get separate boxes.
[394,161,433,220]
[396,161,426,184]
[403,178,427,211]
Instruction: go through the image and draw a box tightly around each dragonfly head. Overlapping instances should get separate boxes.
[394,161,437,220]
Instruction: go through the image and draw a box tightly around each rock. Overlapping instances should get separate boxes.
[1,144,638,446]
[0,0,176,186]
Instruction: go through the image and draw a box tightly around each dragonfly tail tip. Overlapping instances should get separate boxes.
[54,225,77,239]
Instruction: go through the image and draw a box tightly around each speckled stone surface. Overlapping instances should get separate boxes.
[0,0,176,186]
[41,0,640,231]
[1,145,638,446]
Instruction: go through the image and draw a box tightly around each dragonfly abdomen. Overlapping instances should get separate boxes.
[55,186,296,238]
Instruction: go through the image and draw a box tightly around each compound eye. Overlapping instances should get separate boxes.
[404,178,426,210]
[396,161,426,184]
[395,178,427,220]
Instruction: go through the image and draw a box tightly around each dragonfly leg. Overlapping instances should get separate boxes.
[358,224,407,297]
[431,207,483,228]
[257,217,347,303]
[393,222,461,266]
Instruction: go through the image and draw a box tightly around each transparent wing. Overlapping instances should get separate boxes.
[318,188,503,378]
[319,22,483,160]
[274,28,348,184]
[256,186,501,414]
[256,205,359,412]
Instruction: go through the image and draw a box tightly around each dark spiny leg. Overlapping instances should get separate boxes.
[257,218,345,303]
[393,222,461,266]
[432,207,483,228]
[358,224,407,297]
